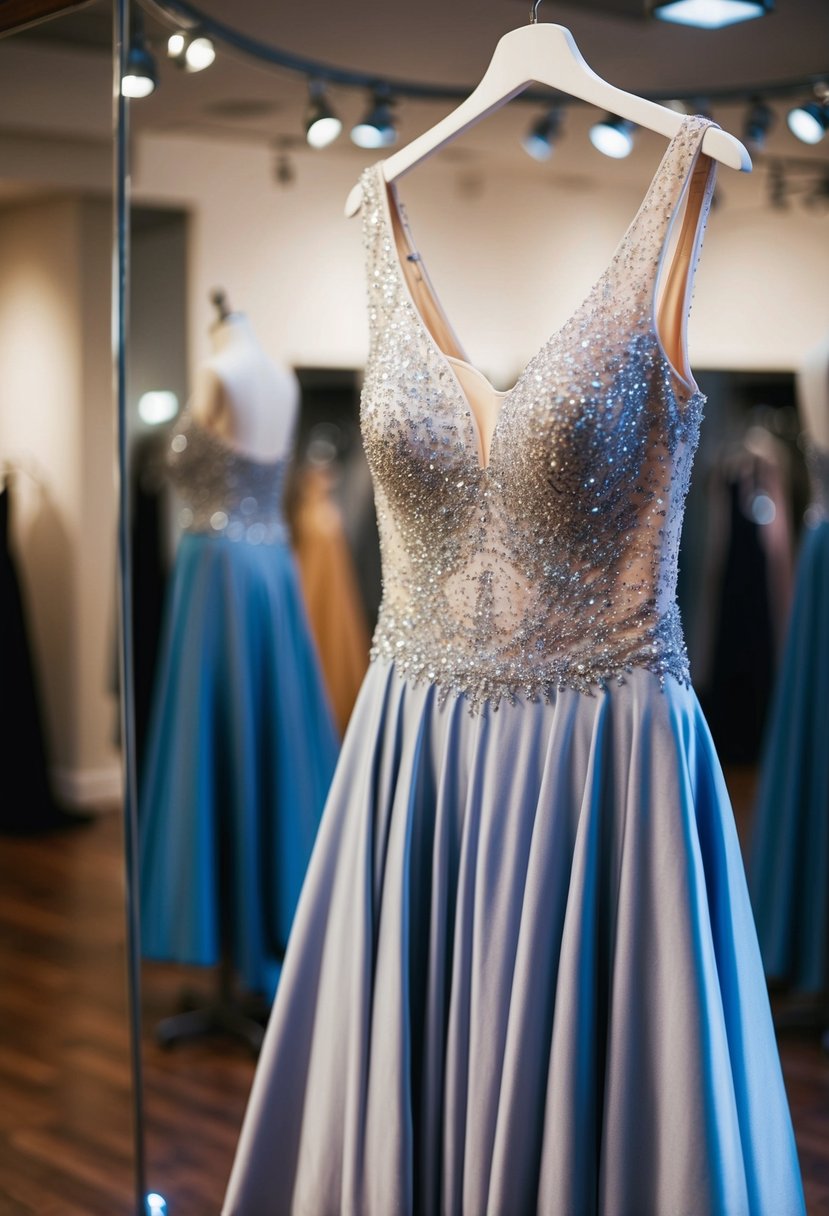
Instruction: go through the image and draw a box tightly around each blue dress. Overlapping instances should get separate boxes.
[224,117,804,1215]
[750,440,829,991]
[139,412,338,998]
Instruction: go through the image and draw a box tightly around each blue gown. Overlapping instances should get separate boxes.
[750,440,829,992]
[224,117,804,1214]
[139,412,338,997]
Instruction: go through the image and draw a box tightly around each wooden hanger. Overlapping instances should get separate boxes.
[345,6,751,216]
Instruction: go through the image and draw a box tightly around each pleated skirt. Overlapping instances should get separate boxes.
[223,660,804,1215]
[750,517,829,992]
[139,532,338,998]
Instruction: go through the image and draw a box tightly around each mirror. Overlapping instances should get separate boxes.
[0,2,139,1212]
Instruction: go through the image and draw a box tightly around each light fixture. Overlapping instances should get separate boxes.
[145,1195,168,1216]
[651,0,772,28]
[167,28,216,72]
[138,391,179,425]
[121,16,158,99]
[305,81,342,149]
[744,98,774,152]
[274,152,296,186]
[589,115,635,159]
[351,88,397,149]
[522,107,562,161]
[787,101,829,145]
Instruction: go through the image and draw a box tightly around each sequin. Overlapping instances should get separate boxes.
[167,410,290,545]
[359,115,718,712]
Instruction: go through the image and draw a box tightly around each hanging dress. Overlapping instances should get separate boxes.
[750,440,829,992]
[224,115,804,1215]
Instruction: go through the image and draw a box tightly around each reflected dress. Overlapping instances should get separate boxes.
[139,414,338,998]
[224,116,804,1214]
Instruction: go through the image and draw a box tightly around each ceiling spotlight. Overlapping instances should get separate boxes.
[650,0,773,28]
[787,101,829,145]
[351,88,397,150]
[167,28,216,72]
[589,115,635,159]
[305,81,342,149]
[522,107,562,162]
[743,98,774,152]
[122,16,158,98]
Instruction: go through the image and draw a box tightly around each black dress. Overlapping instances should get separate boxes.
[0,481,86,833]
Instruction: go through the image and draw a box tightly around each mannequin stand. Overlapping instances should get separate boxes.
[154,954,268,1056]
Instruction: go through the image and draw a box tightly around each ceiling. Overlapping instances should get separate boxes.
[4,0,828,192]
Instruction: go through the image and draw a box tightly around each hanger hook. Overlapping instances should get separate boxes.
[530,0,543,23]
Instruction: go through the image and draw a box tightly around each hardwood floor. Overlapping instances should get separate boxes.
[0,782,828,1215]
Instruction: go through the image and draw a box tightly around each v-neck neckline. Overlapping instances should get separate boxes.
[374,114,700,473]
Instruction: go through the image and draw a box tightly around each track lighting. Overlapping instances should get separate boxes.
[589,115,635,159]
[351,89,397,149]
[121,16,158,99]
[650,0,772,28]
[744,98,774,152]
[167,28,216,72]
[522,107,562,161]
[787,101,829,145]
[305,81,342,149]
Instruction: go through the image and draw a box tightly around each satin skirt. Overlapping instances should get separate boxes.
[139,532,338,997]
[223,660,804,1215]
[750,517,829,992]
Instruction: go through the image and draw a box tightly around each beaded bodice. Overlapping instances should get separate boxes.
[806,440,829,524]
[360,115,718,709]
[167,410,290,545]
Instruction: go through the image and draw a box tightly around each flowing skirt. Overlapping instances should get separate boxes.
[224,661,804,1215]
[750,518,829,992]
[139,532,338,997]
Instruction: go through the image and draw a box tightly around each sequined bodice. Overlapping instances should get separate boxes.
[168,410,290,545]
[360,116,718,709]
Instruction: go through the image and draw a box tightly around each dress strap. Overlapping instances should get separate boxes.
[613,114,719,388]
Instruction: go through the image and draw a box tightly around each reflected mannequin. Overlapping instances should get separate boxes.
[192,297,298,460]
[138,298,338,1043]
[751,333,829,995]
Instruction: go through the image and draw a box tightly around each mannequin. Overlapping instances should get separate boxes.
[796,332,829,451]
[139,294,338,1048]
[191,300,298,461]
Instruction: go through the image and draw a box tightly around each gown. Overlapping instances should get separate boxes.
[223,116,805,1215]
[139,412,339,998]
[750,440,829,992]
[290,463,371,735]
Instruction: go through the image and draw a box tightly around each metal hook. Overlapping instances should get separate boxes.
[530,0,543,23]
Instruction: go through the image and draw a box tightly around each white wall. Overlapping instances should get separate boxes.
[0,196,119,807]
[133,132,829,388]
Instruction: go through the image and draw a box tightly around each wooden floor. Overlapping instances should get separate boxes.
[0,778,828,1215]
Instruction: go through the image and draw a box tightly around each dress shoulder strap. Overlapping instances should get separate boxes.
[613,115,719,300]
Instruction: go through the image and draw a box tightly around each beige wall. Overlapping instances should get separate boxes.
[133,132,829,388]
[0,195,119,806]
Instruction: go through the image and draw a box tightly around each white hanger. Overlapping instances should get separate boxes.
[345,6,751,217]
